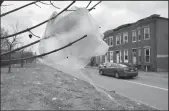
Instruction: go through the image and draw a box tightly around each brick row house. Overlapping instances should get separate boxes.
[95,14,168,72]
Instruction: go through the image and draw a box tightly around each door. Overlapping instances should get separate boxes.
[132,49,137,64]
[103,63,113,75]
[116,51,120,63]
[106,63,117,76]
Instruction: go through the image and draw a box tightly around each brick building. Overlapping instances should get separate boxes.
[95,14,168,72]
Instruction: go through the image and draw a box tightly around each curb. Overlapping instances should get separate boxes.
[85,66,98,69]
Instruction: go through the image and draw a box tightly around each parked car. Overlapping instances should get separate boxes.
[99,62,138,79]
[99,63,107,69]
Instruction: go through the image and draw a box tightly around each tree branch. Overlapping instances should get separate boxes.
[0,1,38,17]
[1,4,13,6]
[39,1,51,5]
[29,30,41,38]
[1,40,40,56]
[34,3,41,8]
[86,1,92,8]
[50,1,60,9]
[1,1,76,40]
[0,0,4,6]
[1,34,87,62]
[88,1,101,11]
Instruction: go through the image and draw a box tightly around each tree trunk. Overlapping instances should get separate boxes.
[34,52,36,63]
[8,47,12,73]
[20,50,24,67]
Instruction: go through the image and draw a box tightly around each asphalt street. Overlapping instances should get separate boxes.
[82,68,168,110]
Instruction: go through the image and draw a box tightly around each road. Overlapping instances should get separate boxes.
[82,68,168,110]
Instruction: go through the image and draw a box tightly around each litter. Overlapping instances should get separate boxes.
[36,6,108,81]
[52,97,57,101]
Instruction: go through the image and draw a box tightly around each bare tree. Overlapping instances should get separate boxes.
[0,1,102,67]
[20,49,24,67]
[4,22,21,73]
[1,27,8,52]
[20,45,33,67]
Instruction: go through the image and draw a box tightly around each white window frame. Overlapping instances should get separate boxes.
[137,27,141,41]
[144,46,151,63]
[123,32,128,44]
[116,35,120,45]
[132,30,137,43]
[124,49,128,63]
[109,51,113,62]
[109,36,113,47]
[143,25,150,40]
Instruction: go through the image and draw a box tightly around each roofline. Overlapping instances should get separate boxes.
[104,14,168,36]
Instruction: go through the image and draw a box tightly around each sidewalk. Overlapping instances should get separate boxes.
[85,66,98,69]
[138,71,168,78]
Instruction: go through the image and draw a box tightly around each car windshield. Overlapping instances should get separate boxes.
[110,63,118,67]
[103,62,128,68]
[109,63,128,68]
[123,63,133,67]
[117,64,128,67]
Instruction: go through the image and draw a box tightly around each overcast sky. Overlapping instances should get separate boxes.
[1,1,168,51]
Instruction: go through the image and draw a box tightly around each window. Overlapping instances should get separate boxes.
[116,35,120,45]
[137,28,141,41]
[132,30,137,42]
[138,48,141,64]
[124,49,128,63]
[109,36,113,46]
[144,25,150,40]
[144,47,150,63]
[109,51,113,62]
[123,32,128,44]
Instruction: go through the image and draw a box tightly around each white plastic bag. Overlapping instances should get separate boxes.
[37,7,109,74]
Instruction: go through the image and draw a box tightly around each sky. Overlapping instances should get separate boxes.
[1,1,168,52]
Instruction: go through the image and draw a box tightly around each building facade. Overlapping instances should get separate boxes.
[95,14,168,72]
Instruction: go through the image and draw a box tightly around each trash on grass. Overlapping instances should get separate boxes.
[52,97,57,101]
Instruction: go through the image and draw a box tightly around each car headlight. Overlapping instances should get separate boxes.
[124,68,129,72]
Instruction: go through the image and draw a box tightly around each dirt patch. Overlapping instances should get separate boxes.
[1,63,158,110]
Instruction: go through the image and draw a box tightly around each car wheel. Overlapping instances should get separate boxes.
[99,70,103,75]
[115,72,120,79]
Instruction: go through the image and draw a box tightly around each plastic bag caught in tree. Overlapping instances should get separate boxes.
[37,7,108,80]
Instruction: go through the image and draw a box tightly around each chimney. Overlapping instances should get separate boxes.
[150,14,160,17]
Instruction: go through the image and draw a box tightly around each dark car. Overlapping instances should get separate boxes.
[99,62,138,79]
[99,63,107,69]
